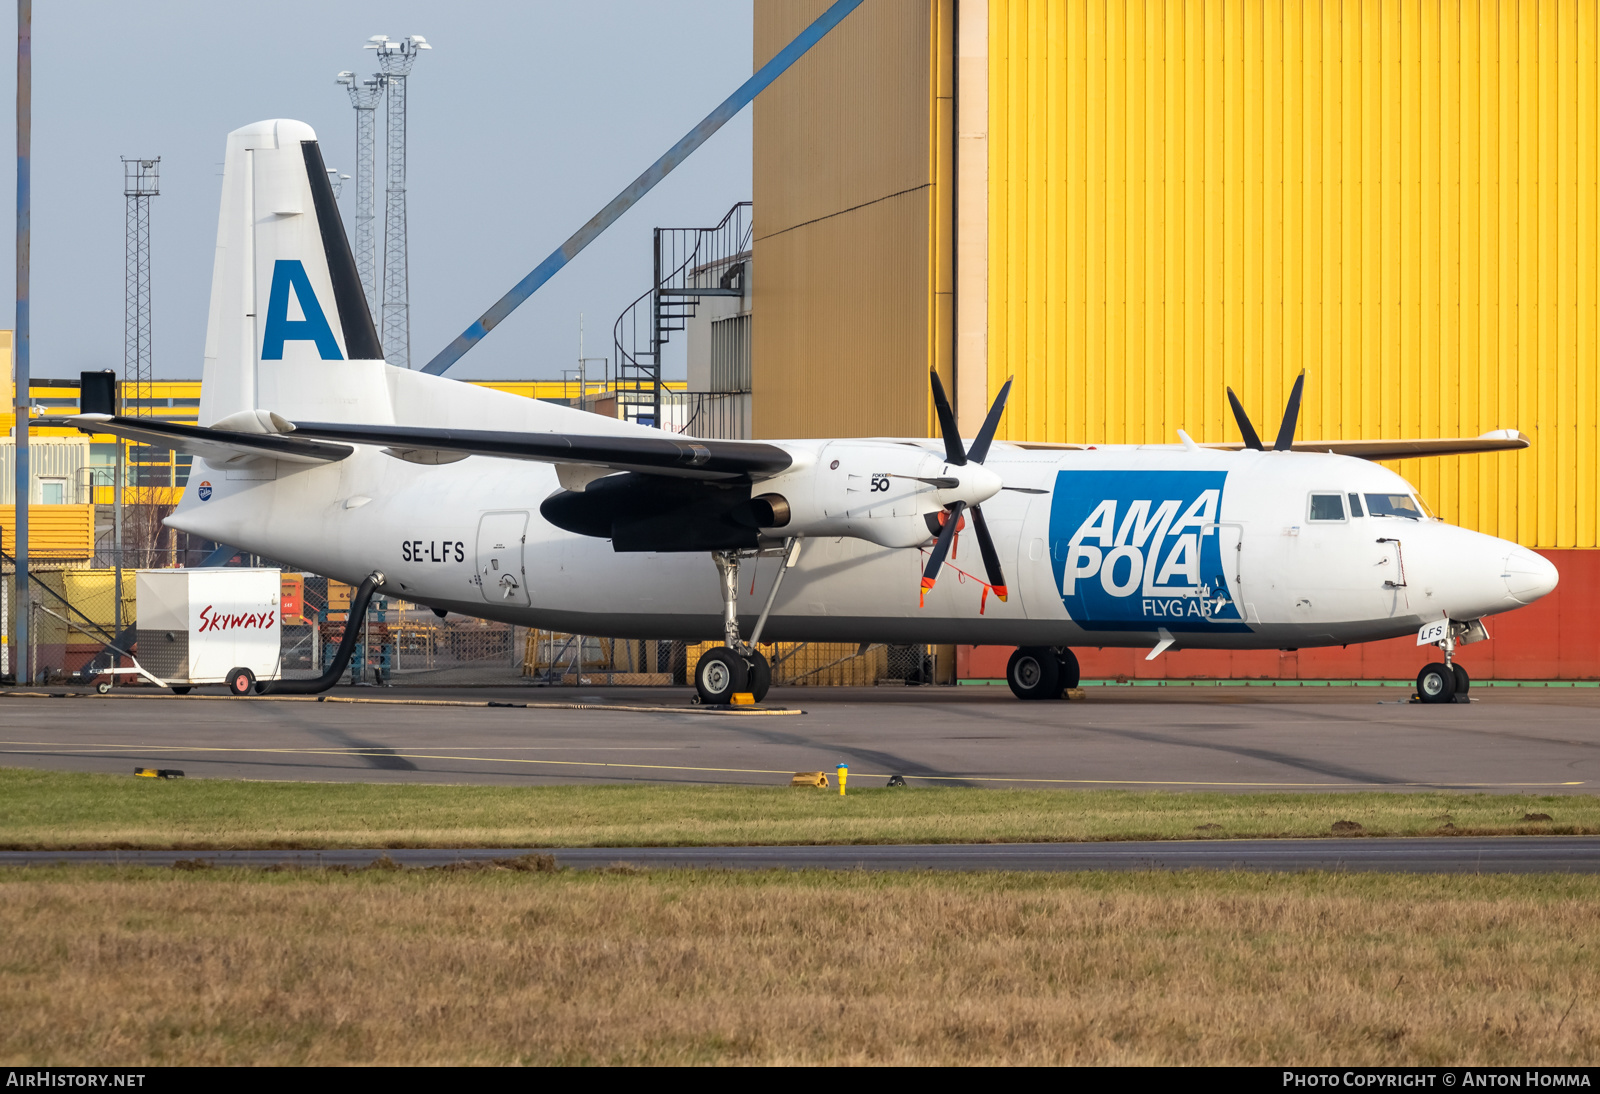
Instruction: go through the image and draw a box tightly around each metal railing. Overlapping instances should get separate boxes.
[613,201,752,428]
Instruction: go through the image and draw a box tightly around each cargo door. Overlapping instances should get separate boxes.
[475,511,530,606]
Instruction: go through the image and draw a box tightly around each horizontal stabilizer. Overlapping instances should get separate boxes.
[287,421,794,481]
[37,414,353,466]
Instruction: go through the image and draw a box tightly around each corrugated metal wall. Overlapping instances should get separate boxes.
[752,0,952,439]
[0,505,94,560]
[0,439,91,505]
[988,0,1600,548]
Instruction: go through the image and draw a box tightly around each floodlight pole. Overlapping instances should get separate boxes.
[338,71,385,321]
[14,0,29,683]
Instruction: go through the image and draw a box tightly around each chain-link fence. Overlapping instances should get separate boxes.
[6,565,134,685]
[521,633,947,688]
[1,563,950,689]
[281,577,527,687]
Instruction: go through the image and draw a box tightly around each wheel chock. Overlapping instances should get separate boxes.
[1064,688,1087,701]
[134,767,185,779]
[790,771,830,788]
[731,692,755,706]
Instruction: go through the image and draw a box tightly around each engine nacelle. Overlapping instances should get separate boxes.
[749,441,999,549]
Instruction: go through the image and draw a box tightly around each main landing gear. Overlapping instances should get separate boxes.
[1417,621,1473,705]
[694,540,800,706]
[1006,646,1081,701]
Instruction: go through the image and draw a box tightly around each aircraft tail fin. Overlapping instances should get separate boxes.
[199,119,388,426]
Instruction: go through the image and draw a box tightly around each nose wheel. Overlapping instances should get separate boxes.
[1416,662,1456,703]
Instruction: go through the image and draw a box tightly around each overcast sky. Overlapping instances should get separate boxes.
[0,1,753,382]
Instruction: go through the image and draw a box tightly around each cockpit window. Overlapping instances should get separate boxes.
[1348,493,1365,517]
[1365,493,1424,520]
[1308,493,1346,521]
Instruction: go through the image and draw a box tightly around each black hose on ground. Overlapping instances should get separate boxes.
[258,571,386,695]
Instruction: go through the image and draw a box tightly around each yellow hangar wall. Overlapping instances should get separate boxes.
[987,0,1600,549]
[752,0,954,440]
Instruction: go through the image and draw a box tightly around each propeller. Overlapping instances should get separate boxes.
[921,371,1013,606]
[1226,370,1306,452]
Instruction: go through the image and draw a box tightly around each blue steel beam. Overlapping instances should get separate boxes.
[420,0,863,377]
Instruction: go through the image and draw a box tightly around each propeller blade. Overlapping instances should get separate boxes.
[920,500,966,606]
[1225,387,1265,451]
[1000,485,1049,495]
[1273,370,1306,452]
[889,473,960,489]
[928,370,966,466]
[969,506,1007,602]
[965,376,1014,465]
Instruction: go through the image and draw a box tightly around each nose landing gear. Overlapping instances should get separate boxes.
[1416,619,1480,704]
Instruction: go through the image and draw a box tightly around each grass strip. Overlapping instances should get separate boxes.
[1,866,1597,1065]
[1,766,1595,849]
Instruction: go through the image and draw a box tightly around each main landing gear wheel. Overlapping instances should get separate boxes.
[226,667,256,697]
[1416,662,1456,704]
[1007,646,1061,701]
[745,650,772,704]
[696,648,749,706]
[1452,663,1471,696]
[1055,647,1081,691]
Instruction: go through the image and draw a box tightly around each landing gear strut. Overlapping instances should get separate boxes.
[695,540,800,706]
[1417,624,1471,705]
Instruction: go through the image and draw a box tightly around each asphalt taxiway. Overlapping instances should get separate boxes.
[0,683,1595,792]
[4,837,1599,873]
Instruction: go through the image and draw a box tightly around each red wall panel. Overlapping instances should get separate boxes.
[958,549,1599,681]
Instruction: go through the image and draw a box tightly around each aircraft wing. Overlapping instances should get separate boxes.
[35,414,354,465]
[286,421,795,481]
[1009,430,1530,460]
[1275,431,1531,459]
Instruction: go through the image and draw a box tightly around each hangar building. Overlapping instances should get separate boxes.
[751,0,1599,680]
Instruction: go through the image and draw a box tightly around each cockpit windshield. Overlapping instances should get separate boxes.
[1365,493,1425,520]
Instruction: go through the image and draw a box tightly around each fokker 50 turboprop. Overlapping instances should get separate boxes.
[48,120,1559,704]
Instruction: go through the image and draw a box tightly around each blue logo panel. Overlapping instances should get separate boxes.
[1047,469,1251,633]
[261,259,343,361]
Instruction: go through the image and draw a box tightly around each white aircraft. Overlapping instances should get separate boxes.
[48,120,1558,705]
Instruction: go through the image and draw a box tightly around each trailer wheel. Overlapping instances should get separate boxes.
[226,667,256,697]
[170,687,191,696]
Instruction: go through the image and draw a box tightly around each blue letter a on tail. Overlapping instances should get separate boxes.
[261,259,344,361]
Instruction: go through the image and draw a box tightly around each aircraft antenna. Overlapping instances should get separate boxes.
[121,157,159,416]
[368,34,431,369]
[337,70,385,323]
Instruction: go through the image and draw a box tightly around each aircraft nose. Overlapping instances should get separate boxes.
[1504,546,1559,605]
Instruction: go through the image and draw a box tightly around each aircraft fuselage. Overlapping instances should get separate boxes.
[168,440,1555,653]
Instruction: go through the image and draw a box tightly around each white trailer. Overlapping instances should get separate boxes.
[120,569,283,694]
